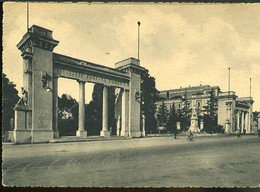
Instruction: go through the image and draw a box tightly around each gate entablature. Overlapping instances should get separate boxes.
[53,53,130,89]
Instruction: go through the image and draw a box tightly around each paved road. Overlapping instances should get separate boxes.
[2,135,260,187]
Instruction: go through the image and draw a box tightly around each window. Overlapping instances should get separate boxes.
[197,101,201,108]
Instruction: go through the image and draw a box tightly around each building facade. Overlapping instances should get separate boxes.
[155,85,256,134]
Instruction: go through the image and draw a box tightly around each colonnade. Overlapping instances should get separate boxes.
[53,78,130,138]
[235,110,250,133]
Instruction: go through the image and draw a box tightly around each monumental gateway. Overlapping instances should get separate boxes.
[13,25,146,143]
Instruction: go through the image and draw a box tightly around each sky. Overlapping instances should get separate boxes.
[3,3,260,111]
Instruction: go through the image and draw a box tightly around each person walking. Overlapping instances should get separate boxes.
[173,129,177,139]
[238,130,241,138]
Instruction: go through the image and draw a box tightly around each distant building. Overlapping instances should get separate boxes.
[252,111,260,132]
[155,84,257,134]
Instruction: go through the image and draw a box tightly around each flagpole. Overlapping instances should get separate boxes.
[228,67,230,99]
[250,78,252,100]
[137,21,141,60]
[27,2,29,31]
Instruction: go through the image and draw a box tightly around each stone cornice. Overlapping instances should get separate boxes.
[117,64,147,75]
[21,51,33,59]
[17,31,59,52]
[235,102,250,109]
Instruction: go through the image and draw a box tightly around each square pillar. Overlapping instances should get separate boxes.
[17,25,59,143]
[53,76,59,138]
[128,73,141,137]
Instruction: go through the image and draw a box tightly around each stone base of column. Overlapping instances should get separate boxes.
[141,130,146,137]
[120,130,128,137]
[76,130,87,138]
[53,130,59,139]
[116,128,121,136]
[100,130,110,137]
[129,130,141,138]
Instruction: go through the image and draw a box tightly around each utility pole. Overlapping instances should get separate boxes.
[137,21,141,60]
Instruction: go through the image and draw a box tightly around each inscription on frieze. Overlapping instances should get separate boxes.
[54,68,129,88]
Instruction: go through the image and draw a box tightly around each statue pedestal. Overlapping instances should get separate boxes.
[189,117,200,132]
[177,122,181,130]
[13,105,32,144]
[225,119,231,133]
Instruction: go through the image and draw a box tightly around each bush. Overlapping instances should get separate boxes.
[212,125,224,133]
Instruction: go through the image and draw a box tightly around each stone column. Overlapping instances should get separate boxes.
[100,86,110,137]
[53,76,59,138]
[241,111,245,133]
[245,112,249,134]
[141,114,146,137]
[76,80,87,137]
[116,115,121,136]
[120,89,129,136]
[200,119,204,130]
[236,111,240,133]
[225,101,232,133]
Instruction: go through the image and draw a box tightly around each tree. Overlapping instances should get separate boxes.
[87,84,115,135]
[166,104,177,133]
[141,71,159,134]
[156,100,168,131]
[87,84,103,135]
[58,94,78,119]
[85,100,101,136]
[180,90,191,131]
[202,88,218,133]
[2,73,19,132]
[58,94,78,136]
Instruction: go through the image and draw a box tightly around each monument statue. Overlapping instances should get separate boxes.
[192,106,197,117]
[16,87,28,106]
[189,106,200,133]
